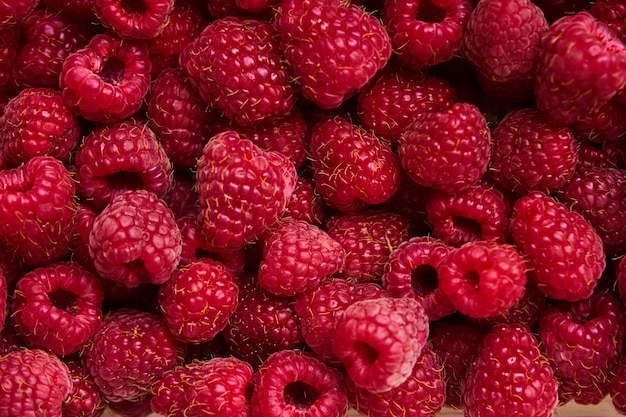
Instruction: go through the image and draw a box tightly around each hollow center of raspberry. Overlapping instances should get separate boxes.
[283,381,321,409]
[100,57,126,85]
[452,216,482,240]
[49,288,79,315]
[411,264,439,297]
[353,341,379,365]
[105,171,144,190]
[120,0,148,14]
[464,270,480,291]
[416,0,446,23]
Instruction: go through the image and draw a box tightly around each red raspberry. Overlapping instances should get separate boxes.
[383,0,471,69]
[83,308,182,403]
[0,87,80,166]
[347,344,446,417]
[591,0,626,44]
[162,172,199,220]
[88,189,182,287]
[274,0,391,109]
[39,0,97,21]
[284,176,325,225]
[610,357,626,414]
[68,202,98,272]
[94,0,174,39]
[74,119,174,211]
[538,292,624,405]
[107,396,153,417]
[489,108,578,195]
[158,258,239,343]
[0,156,77,266]
[152,357,253,417]
[398,102,491,193]
[0,26,20,91]
[535,12,626,126]
[570,98,626,144]
[333,296,429,393]
[510,191,606,301]
[0,348,73,417]
[0,0,38,29]
[62,357,108,417]
[180,17,294,126]
[382,236,456,321]
[196,130,297,251]
[577,139,626,170]
[384,175,432,236]
[237,0,279,13]
[60,32,151,123]
[464,323,558,417]
[310,117,401,214]
[325,210,410,284]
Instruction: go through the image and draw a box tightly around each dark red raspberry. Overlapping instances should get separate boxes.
[60,31,151,123]
[83,308,182,403]
[158,258,239,343]
[62,357,108,417]
[576,139,626,170]
[180,17,294,126]
[0,156,77,266]
[570,98,626,144]
[0,0,38,29]
[74,119,174,211]
[0,348,73,417]
[162,172,199,220]
[347,344,446,417]
[107,396,153,417]
[464,323,558,417]
[152,357,253,417]
[510,191,606,301]
[251,349,347,417]
[0,26,20,91]
[384,175,432,236]
[196,130,297,251]
[284,176,325,225]
[68,202,98,271]
[145,0,207,58]
[0,87,80,166]
[398,102,491,193]
[39,0,97,21]
[333,296,429,393]
[610,357,626,414]
[382,236,456,321]
[591,0,626,44]
[88,189,182,287]
[310,116,401,214]
[383,0,471,69]
[274,0,391,109]
[237,0,280,13]
[94,0,174,39]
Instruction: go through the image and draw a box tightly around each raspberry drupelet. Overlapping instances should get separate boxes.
[94,0,175,39]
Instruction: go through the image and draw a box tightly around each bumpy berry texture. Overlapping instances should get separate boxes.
[591,0,626,44]
[0,0,38,29]
[333,296,429,393]
[570,97,626,144]
[180,17,293,126]
[0,26,19,91]
[274,0,391,109]
[88,189,182,287]
[510,191,606,301]
[151,357,253,417]
[610,357,626,414]
[196,130,297,251]
[62,357,108,417]
[398,102,491,193]
[94,0,174,39]
[464,323,558,417]
[284,176,325,225]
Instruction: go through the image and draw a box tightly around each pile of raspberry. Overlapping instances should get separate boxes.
[0,0,626,416]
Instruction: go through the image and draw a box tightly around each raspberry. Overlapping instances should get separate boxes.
[158,258,239,343]
[384,175,432,236]
[0,26,20,91]
[60,31,151,123]
[284,176,325,225]
[325,210,410,284]
[162,172,199,220]
[577,139,626,170]
[591,0,626,44]
[94,0,174,39]
[62,357,108,417]
[74,119,174,211]
[274,0,391,109]
[39,0,97,21]
[83,308,182,403]
[383,0,471,69]
[570,98,626,144]
[333,296,429,393]
[610,357,626,415]
[88,189,182,287]
[509,191,606,301]
[538,291,624,405]
[151,357,253,417]
[107,396,153,417]
[196,130,297,251]
[464,323,558,417]
[180,17,294,126]
[251,349,348,417]
[145,0,207,58]
[0,0,38,29]
[399,102,491,193]
[0,348,73,417]
[310,116,401,214]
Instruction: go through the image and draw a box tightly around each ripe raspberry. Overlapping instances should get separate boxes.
[68,202,98,272]
[310,117,401,214]
[274,0,391,109]
[510,191,606,301]
[0,348,73,417]
[60,31,151,123]
[610,357,626,415]
[357,65,457,145]
[152,357,253,417]
[39,0,97,21]
[538,291,624,405]
[398,102,491,193]
[237,0,280,14]
[570,98,626,144]
[94,0,174,39]
[591,0,626,44]
[384,175,432,236]
[0,156,77,266]
[489,108,578,195]
[464,323,558,417]
[107,396,153,417]
[0,0,38,29]
[0,26,20,91]
[180,17,294,126]
[88,189,182,287]
[333,296,429,393]
[0,87,80,166]
[577,139,626,170]
[83,308,182,403]
[74,119,174,211]
[158,258,239,343]
[383,0,471,69]
[162,172,199,220]
[196,130,297,251]
[62,357,108,417]
[347,344,446,417]
[535,12,626,126]
[145,0,207,58]
[284,176,325,225]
